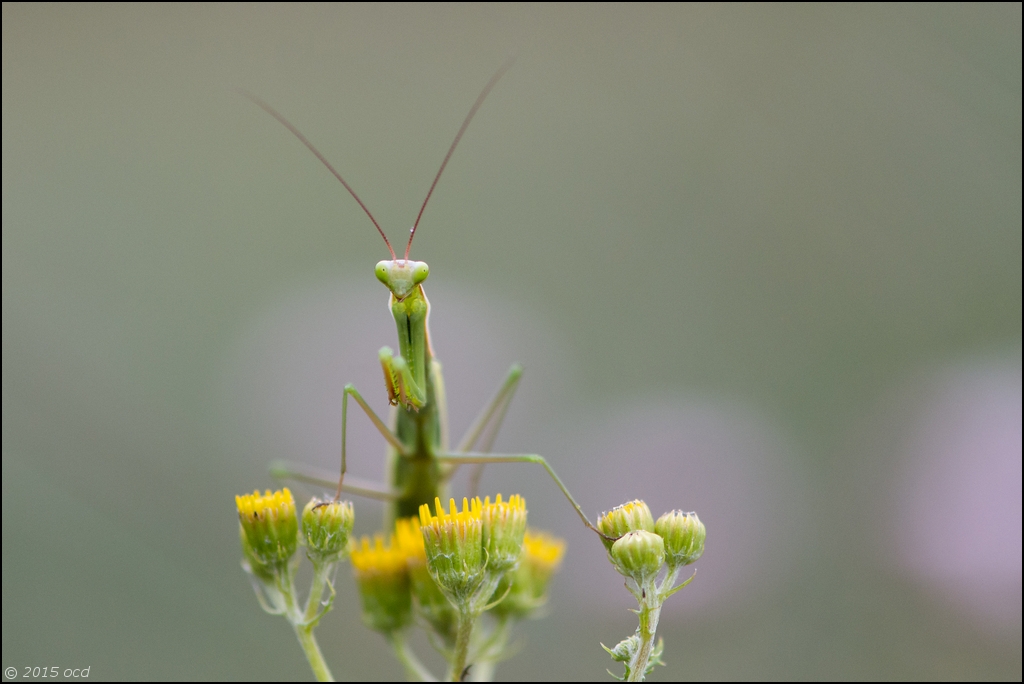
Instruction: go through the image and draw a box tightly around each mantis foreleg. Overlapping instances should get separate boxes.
[379,346,427,409]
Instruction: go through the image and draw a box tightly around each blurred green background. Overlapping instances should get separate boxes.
[3,4,1020,680]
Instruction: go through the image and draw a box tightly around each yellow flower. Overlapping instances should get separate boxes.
[394,517,427,566]
[236,487,296,526]
[481,494,528,573]
[396,517,456,642]
[236,488,298,568]
[418,496,483,528]
[491,528,565,618]
[522,530,566,576]
[350,534,411,634]
[350,534,408,579]
[418,497,485,601]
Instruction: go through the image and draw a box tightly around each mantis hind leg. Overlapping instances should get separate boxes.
[268,460,398,501]
[456,363,523,452]
[445,364,523,496]
[436,451,606,538]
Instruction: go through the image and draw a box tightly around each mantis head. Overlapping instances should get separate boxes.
[375,259,429,300]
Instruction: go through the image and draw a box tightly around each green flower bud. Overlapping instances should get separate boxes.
[419,497,486,604]
[655,510,705,568]
[597,500,655,550]
[235,488,298,568]
[609,530,665,584]
[301,498,355,563]
[481,494,528,574]
[604,635,639,663]
[350,534,412,634]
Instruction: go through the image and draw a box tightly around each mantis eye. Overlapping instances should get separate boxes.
[375,261,389,285]
[412,262,430,284]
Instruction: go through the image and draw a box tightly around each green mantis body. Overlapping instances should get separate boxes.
[246,65,600,535]
[374,256,446,521]
[353,255,513,525]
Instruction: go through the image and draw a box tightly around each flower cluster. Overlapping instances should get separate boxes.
[234,488,570,680]
[415,494,530,606]
[236,489,356,575]
[347,494,561,649]
[234,489,357,681]
[597,499,706,681]
[598,500,705,583]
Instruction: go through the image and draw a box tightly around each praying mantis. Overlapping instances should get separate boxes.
[244,62,603,537]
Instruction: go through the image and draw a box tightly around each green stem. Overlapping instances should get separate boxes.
[303,562,334,625]
[389,632,438,682]
[449,607,477,682]
[627,594,662,682]
[467,615,509,683]
[621,569,685,682]
[289,560,337,681]
[246,556,338,681]
[294,624,334,682]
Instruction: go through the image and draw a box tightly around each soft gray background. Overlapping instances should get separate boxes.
[3,4,1020,681]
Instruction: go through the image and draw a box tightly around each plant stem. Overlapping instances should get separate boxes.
[294,623,334,682]
[290,560,336,681]
[389,632,437,682]
[469,614,510,682]
[627,595,662,682]
[303,562,333,624]
[449,607,477,682]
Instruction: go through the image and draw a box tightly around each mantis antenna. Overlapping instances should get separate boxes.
[239,89,398,260]
[405,57,516,260]
[241,57,514,262]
